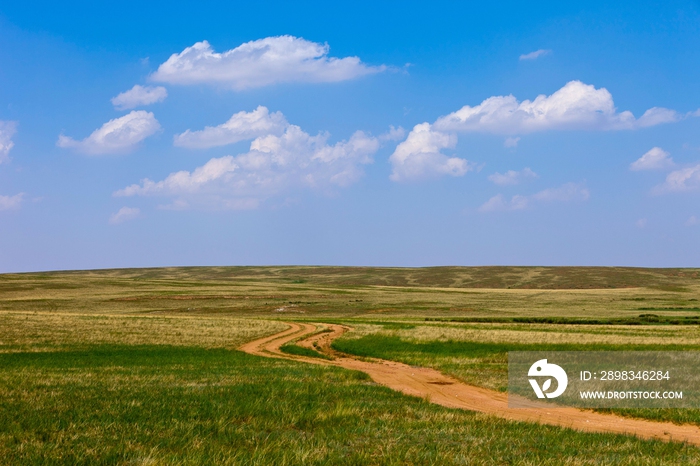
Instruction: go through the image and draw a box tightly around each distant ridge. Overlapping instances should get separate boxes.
[4,266,699,290]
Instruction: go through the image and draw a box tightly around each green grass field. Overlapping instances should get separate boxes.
[2,266,700,464]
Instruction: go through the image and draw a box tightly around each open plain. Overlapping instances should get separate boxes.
[2,266,700,464]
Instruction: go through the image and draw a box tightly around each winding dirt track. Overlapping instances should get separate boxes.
[240,322,700,446]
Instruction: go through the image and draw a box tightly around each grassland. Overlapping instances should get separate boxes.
[2,266,700,464]
[1,266,699,318]
[7,342,700,465]
[330,321,700,425]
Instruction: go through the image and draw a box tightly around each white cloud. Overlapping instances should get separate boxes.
[389,123,472,181]
[433,81,679,134]
[478,194,529,212]
[636,107,682,128]
[109,207,141,224]
[391,81,684,182]
[0,121,17,164]
[630,147,674,171]
[115,121,380,209]
[652,164,700,194]
[117,155,238,197]
[111,85,167,110]
[0,124,24,213]
[174,106,288,149]
[0,193,23,211]
[479,182,589,212]
[478,194,505,212]
[488,168,538,186]
[150,36,385,90]
[636,218,648,229]
[57,111,161,155]
[687,215,699,226]
[519,49,551,61]
[379,125,406,142]
[504,136,520,148]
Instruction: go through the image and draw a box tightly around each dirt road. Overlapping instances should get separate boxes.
[240,322,700,446]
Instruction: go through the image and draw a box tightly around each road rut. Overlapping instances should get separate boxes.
[240,322,700,446]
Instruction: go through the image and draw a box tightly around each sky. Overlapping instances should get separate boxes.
[1,0,699,272]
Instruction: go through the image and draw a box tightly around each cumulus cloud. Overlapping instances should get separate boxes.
[391,81,684,181]
[150,36,385,90]
[630,147,675,171]
[0,121,17,164]
[389,123,472,181]
[433,81,679,134]
[116,119,380,209]
[0,193,23,211]
[109,207,141,224]
[111,85,167,110]
[479,182,589,212]
[488,168,538,186]
[117,156,238,197]
[57,111,161,155]
[652,164,700,194]
[519,49,551,61]
[174,106,288,149]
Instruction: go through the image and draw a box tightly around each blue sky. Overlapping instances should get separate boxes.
[1,0,699,272]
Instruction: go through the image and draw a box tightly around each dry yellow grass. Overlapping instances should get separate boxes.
[343,322,700,346]
[0,311,286,352]
[1,267,699,318]
[335,322,700,392]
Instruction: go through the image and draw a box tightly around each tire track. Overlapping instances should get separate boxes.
[240,322,700,446]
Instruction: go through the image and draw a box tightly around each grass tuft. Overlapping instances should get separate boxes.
[279,344,332,360]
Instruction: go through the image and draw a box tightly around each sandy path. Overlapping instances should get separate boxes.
[240,322,700,446]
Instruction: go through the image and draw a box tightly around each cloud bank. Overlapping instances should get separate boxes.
[111,85,167,110]
[433,81,679,134]
[391,81,684,181]
[0,121,17,164]
[57,111,161,155]
[151,36,385,90]
[116,110,381,209]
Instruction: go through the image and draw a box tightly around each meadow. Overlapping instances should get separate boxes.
[2,266,700,464]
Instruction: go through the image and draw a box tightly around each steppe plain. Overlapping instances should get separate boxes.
[2,266,700,464]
